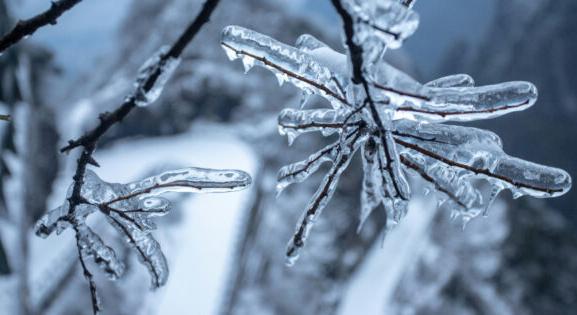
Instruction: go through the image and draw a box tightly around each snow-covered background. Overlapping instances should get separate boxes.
[1,0,576,314]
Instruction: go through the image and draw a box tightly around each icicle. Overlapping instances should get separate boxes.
[482,184,503,217]
[241,55,256,73]
[299,90,311,108]
[124,167,251,196]
[343,0,420,49]
[275,72,287,86]
[358,138,382,232]
[34,204,70,238]
[285,132,362,265]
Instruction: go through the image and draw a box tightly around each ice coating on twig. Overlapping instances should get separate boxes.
[106,212,168,287]
[221,0,571,265]
[133,45,181,107]
[286,129,366,266]
[222,26,351,108]
[358,138,382,231]
[277,108,359,144]
[393,121,571,198]
[276,133,353,194]
[76,223,126,280]
[343,0,419,50]
[35,167,251,288]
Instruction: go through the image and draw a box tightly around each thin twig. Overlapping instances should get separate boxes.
[287,129,363,260]
[0,0,82,54]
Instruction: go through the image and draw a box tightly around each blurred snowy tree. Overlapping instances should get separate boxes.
[389,199,577,315]
[0,1,61,314]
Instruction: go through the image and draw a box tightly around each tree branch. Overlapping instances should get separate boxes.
[0,0,82,54]
[331,0,411,200]
[55,1,221,313]
[61,0,221,153]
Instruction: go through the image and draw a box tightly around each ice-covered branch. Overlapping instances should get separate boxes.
[286,129,366,265]
[31,1,241,314]
[221,0,571,265]
[0,0,82,54]
[36,168,250,312]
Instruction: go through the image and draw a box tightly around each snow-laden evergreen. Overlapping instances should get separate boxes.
[221,0,572,265]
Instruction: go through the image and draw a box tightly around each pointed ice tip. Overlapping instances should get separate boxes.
[285,252,298,267]
[275,185,285,199]
[356,221,365,234]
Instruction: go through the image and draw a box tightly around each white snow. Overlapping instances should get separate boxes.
[339,195,437,315]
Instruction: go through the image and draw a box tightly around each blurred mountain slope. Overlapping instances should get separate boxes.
[389,199,577,315]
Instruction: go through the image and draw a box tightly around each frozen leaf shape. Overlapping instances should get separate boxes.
[222,0,572,265]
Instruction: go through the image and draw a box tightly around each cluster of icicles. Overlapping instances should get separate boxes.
[220,0,571,265]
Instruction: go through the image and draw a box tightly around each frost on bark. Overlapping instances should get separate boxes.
[221,0,572,265]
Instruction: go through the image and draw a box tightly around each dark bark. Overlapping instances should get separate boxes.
[0,0,82,54]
